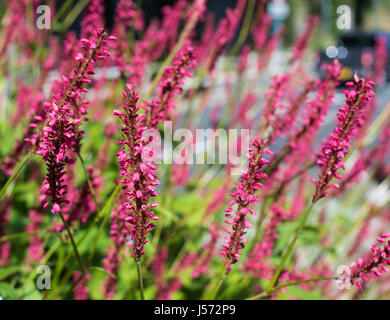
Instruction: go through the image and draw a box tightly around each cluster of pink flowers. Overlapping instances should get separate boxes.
[257,74,290,138]
[270,77,316,141]
[1,91,44,175]
[312,75,375,202]
[221,138,272,272]
[72,271,91,300]
[0,1,26,59]
[113,86,160,261]
[341,233,390,290]
[374,35,388,86]
[37,29,114,214]
[252,10,272,51]
[127,0,194,86]
[289,16,319,64]
[160,0,190,50]
[146,45,196,127]
[111,0,142,72]
[262,59,342,177]
[205,0,246,71]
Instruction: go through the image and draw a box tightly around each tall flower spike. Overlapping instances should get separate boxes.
[374,35,388,86]
[340,233,390,291]
[37,28,114,214]
[146,45,196,127]
[206,0,247,71]
[257,74,290,139]
[266,60,341,179]
[289,15,319,64]
[114,85,160,261]
[221,138,272,273]
[312,75,375,202]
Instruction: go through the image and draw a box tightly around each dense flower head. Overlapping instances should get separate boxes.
[269,77,316,142]
[114,85,160,261]
[258,74,290,138]
[1,91,44,175]
[37,28,114,214]
[252,11,272,50]
[146,45,196,127]
[110,0,141,72]
[290,15,319,64]
[312,74,375,202]
[206,0,246,71]
[340,233,390,291]
[161,0,189,50]
[264,59,343,177]
[221,138,272,272]
[374,35,388,86]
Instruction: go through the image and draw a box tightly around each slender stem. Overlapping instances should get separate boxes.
[206,265,226,300]
[58,0,90,32]
[228,0,256,57]
[136,260,145,300]
[57,210,86,275]
[87,197,114,265]
[52,0,74,24]
[0,230,41,243]
[77,153,99,212]
[247,276,337,300]
[265,202,315,292]
[0,153,32,202]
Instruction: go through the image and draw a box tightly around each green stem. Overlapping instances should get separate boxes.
[77,153,99,213]
[0,153,32,202]
[57,210,86,275]
[247,276,337,300]
[136,260,145,300]
[265,202,315,292]
[206,265,226,300]
[228,0,256,57]
[58,0,90,33]
[86,196,114,266]
[0,230,41,243]
[52,0,74,24]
